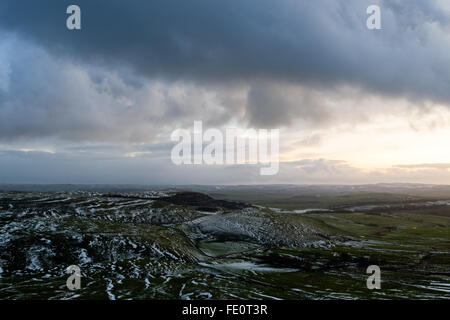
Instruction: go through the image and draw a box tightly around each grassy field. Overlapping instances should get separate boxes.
[0,185,449,299]
[204,185,443,210]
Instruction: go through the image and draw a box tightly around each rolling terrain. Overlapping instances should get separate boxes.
[0,184,448,299]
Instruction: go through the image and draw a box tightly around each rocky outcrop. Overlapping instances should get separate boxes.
[156,192,250,212]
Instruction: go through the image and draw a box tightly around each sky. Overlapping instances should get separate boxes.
[1,0,450,185]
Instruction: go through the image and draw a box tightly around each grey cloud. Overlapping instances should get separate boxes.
[0,0,449,105]
[295,134,323,147]
[245,82,331,128]
[4,149,450,184]
[0,34,246,142]
[394,163,450,169]
[0,0,449,179]
[384,0,450,28]
[0,150,55,159]
[270,159,450,185]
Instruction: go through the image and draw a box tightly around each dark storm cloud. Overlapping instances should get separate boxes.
[0,33,244,142]
[245,82,332,127]
[1,0,449,105]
